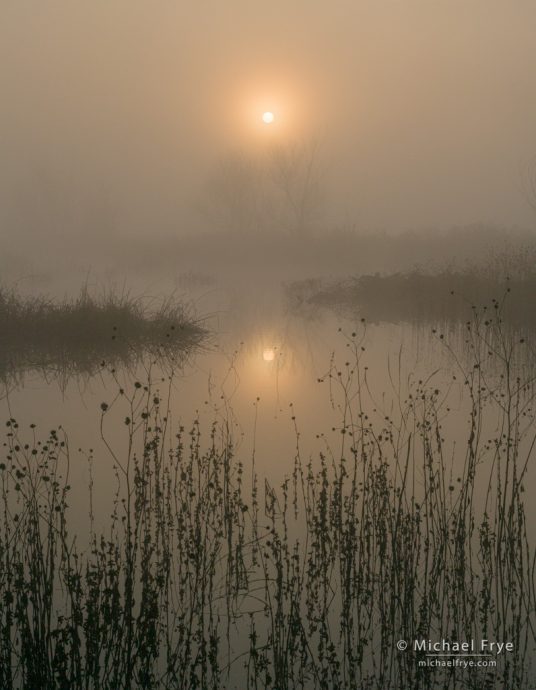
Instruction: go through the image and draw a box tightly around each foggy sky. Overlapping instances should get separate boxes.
[1,0,536,245]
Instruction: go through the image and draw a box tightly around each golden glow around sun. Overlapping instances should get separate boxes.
[229,77,313,142]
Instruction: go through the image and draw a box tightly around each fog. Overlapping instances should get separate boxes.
[3,6,536,687]
[2,0,536,273]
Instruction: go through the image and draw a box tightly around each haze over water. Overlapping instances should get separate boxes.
[2,3,536,689]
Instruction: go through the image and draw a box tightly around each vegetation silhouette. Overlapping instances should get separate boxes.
[0,286,205,389]
[0,314,534,689]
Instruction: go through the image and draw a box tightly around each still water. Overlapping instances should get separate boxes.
[2,273,535,689]
[3,272,535,530]
[1,276,453,525]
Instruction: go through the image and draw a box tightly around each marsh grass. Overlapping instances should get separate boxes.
[290,268,536,337]
[0,315,535,689]
[0,286,205,386]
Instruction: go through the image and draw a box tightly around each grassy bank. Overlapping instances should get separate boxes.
[0,287,205,384]
[288,270,536,333]
[0,319,535,688]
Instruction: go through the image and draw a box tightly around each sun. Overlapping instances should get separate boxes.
[262,111,275,124]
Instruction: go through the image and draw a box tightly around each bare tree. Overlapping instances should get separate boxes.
[267,138,324,236]
[201,153,264,234]
[200,138,325,236]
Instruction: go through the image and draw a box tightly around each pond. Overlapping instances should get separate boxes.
[1,273,535,689]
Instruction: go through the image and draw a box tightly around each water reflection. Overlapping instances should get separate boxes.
[0,287,206,393]
[1,278,536,688]
[262,346,276,361]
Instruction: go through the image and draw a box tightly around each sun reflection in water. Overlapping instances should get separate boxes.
[262,347,276,362]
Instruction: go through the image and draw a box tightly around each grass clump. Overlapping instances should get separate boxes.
[0,286,205,384]
[294,268,536,335]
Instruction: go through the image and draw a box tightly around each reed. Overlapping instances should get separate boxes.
[298,270,536,337]
[0,313,535,689]
[0,286,205,386]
